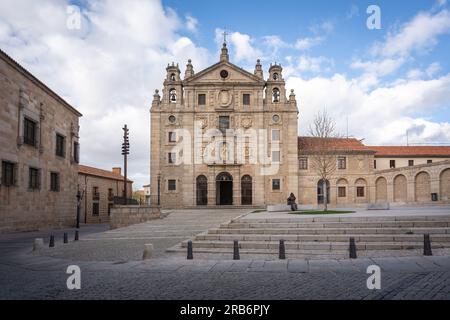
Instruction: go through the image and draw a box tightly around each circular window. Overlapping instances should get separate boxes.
[272,114,280,123]
[220,70,229,79]
[169,115,176,123]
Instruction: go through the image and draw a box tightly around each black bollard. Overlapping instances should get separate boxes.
[63,233,68,244]
[187,240,193,260]
[424,234,433,256]
[74,230,79,241]
[49,235,55,248]
[233,240,240,260]
[349,237,357,259]
[279,239,286,260]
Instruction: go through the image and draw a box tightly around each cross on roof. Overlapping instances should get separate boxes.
[222,30,228,44]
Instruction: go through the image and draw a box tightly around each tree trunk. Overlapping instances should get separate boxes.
[323,180,328,211]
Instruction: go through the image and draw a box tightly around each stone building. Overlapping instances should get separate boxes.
[150,43,450,209]
[0,49,82,232]
[78,165,133,224]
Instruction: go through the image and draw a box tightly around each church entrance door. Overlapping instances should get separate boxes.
[216,172,233,205]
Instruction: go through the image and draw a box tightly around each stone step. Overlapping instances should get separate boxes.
[210,227,450,235]
[222,221,450,229]
[181,240,449,251]
[236,215,450,224]
[196,234,450,243]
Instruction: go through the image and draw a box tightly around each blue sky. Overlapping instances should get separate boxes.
[1,0,450,187]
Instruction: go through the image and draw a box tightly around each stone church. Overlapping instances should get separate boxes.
[150,43,450,209]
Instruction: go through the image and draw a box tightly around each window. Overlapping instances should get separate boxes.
[374,160,377,169]
[272,179,281,191]
[272,151,280,162]
[170,73,176,81]
[272,88,280,102]
[169,89,177,103]
[168,115,176,124]
[338,157,347,170]
[28,168,40,190]
[427,160,433,164]
[198,94,206,106]
[73,142,80,163]
[50,172,60,192]
[338,187,346,198]
[168,179,176,191]
[56,134,65,158]
[93,186,99,200]
[92,203,99,216]
[219,116,230,134]
[273,73,279,80]
[168,132,177,143]
[1,161,15,186]
[243,94,250,106]
[390,160,396,168]
[108,188,114,201]
[272,114,280,123]
[408,160,414,167]
[272,130,280,141]
[168,152,176,164]
[24,118,37,146]
[357,186,365,197]
[299,157,308,170]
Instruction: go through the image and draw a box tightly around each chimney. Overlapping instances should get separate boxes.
[112,167,122,175]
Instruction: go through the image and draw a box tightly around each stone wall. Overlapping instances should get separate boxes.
[0,50,81,233]
[110,205,161,229]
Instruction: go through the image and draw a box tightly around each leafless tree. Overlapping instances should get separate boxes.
[308,110,341,211]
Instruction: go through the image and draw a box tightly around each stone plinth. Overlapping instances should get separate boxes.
[110,205,161,229]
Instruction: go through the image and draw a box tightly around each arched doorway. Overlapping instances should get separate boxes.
[196,175,208,206]
[317,179,330,204]
[415,171,430,202]
[375,177,387,202]
[241,175,252,205]
[394,175,407,202]
[440,169,450,201]
[216,172,233,205]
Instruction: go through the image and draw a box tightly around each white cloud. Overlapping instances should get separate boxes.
[297,55,333,73]
[0,0,210,188]
[224,30,262,63]
[185,15,198,32]
[426,62,441,77]
[287,73,450,145]
[294,37,323,50]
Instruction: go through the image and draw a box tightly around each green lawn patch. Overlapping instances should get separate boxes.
[251,209,266,213]
[289,210,355,215]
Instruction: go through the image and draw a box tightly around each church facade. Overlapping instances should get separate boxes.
[150,43,450,209]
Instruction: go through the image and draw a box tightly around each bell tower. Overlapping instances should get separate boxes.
[163,62,183,106]
[265,63,286,105]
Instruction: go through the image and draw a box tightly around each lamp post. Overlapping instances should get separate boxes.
[157,173,161,206]
[122,125,130,205]
[76,190,81,229]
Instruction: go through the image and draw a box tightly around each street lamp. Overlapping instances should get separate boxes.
[157,173,161,206]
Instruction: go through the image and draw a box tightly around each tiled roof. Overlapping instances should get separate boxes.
[298,137,373,152]
[369,146,450,157]
[78,165,133,182]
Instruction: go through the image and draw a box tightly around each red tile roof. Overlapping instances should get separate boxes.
[298,137,373,153]
[78,165,133,183]
[369,146,450,157]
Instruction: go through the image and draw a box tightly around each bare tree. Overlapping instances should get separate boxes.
[308,110,341,211]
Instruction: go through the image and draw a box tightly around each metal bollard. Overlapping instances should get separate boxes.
[349,237,357,259]
[424,234,433,256]
[187,240,193,260]
[233,240,240,260]
[49,235,55,248]
[63,233,68,244]
[279,239,286,260]
[74,230,79,241]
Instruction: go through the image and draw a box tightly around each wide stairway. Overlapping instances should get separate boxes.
[175,215,450,259]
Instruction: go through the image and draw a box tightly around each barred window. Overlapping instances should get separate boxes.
[299,157,308,170]
[338,157,346,169]
[50,172,60,192]
[272,151,280,163]
[168,152,176,164]
[1,161,15,186]
[272,130,280,141]
[408,160,414,167]
[168,132,177,143]
[357,186,365,197]
[29,167,40,190]
[198,94,206,106]
[92,203,99,216]
[168,179,176,191]
[56,134,65,157]
[24,118,37,146]
[219,116,230,134]
[338,187,346,197]
[272,179,280,191]
[243,94,250,106]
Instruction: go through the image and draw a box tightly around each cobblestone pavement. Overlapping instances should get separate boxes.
[0,208,449,300]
